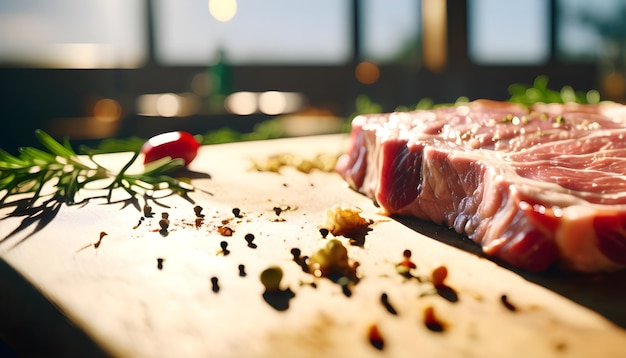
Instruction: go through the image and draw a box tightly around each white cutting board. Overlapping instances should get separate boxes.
[1,134,625,358]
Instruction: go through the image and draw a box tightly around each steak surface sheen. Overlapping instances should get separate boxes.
[336,100,626,272]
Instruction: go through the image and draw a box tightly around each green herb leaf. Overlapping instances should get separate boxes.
[35,129,77,158]
[0,130,197,211]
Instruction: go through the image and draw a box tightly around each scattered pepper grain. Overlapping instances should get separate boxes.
[501,294,517,312]
[244,233,257,248]
[159,219,170,232]
[367,324,384,350]
[143,204,153,217]
[423,306,446,332]
[211,276,220,293]
[381,293,397,315]
[133,217,144,229]
[220,241,230,256]
[397,249,417,271]
[431,265,448,288]
[159,212,170,233]
[94,232,107,249]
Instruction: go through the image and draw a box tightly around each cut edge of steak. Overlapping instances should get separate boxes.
[335,99,626,273]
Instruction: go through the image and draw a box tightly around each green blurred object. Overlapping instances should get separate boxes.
[508,75,601,106]
[88,136,146,153]
[208,49,232,113]
[199,117,284,145]
[353,76,603,120]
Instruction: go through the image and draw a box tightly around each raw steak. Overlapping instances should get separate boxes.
[335,100,626,272]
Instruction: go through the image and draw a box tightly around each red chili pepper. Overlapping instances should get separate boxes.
[141,131,200,166]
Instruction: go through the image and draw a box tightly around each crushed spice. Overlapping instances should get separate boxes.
[217,226,234,237]
[321,205,373,246]
[309,239,359,284]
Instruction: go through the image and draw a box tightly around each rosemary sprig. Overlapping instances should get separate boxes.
[0,129,193,210]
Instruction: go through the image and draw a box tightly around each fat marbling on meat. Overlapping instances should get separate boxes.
[335,99,626,272]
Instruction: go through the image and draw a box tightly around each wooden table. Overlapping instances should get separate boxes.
[1,134,625,357]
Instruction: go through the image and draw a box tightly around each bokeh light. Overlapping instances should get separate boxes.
[136,93,199,117]
[93,98,121,122]
[355,61,380,85]
[224,91,258,115]
[156,93,180,117]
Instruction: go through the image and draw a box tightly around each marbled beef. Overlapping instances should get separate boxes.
[336,100,626,272]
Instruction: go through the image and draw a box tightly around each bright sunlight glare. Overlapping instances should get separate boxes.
[208,0,237,22]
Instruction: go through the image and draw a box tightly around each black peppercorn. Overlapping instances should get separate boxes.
[290,248,301,261]
[220,241,230,255]
[211,276,220,293]
[244,233,257,248]
[194,205,204,218]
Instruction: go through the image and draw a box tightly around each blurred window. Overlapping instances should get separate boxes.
[9,0,612,69]
[153,0,352,65]
[0,0,146,68]
[360,0,421,64]
[467,0,550,65]
[555,0,626,62]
